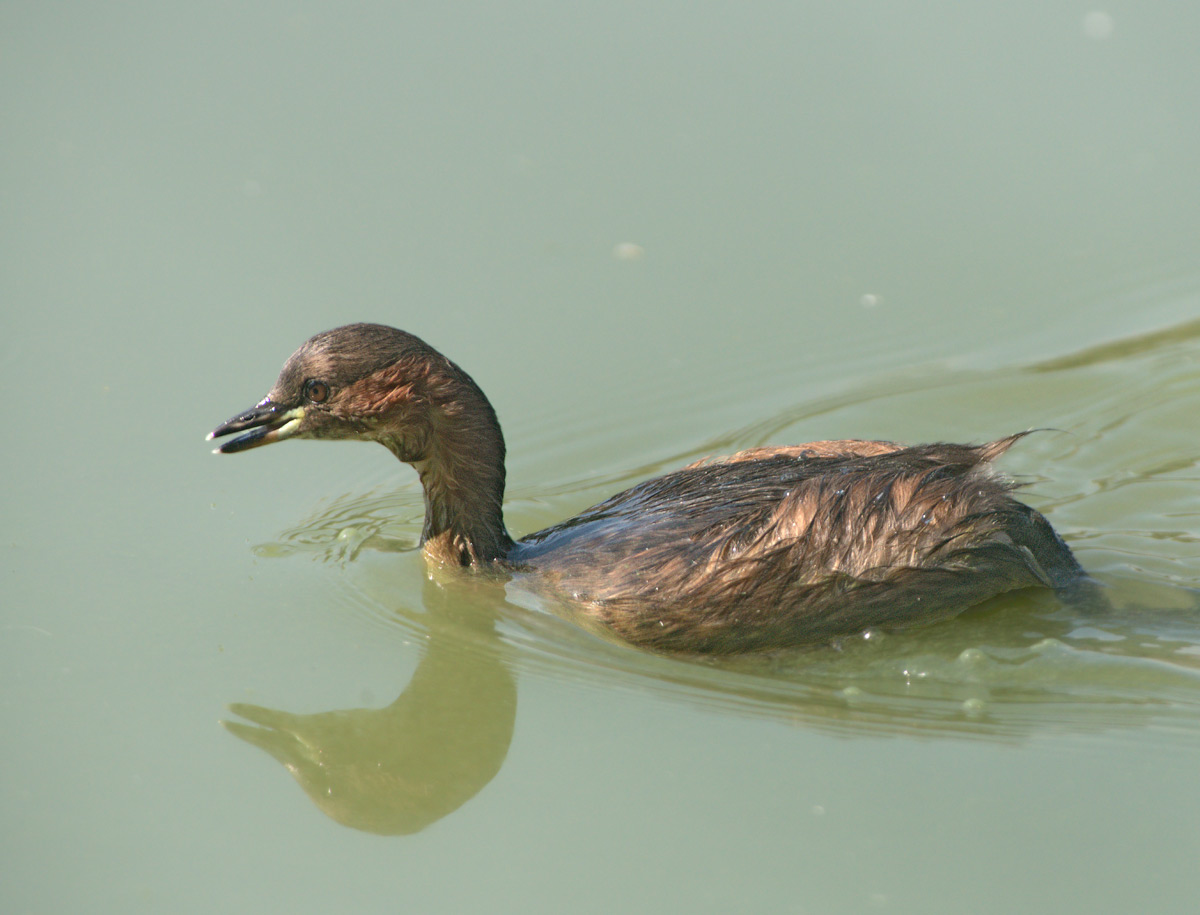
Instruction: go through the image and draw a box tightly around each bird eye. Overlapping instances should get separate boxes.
[304,379,330,403]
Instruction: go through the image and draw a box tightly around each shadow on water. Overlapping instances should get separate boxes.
[224,311,1200,834]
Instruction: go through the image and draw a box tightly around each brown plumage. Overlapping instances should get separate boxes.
[208,323,1095,654]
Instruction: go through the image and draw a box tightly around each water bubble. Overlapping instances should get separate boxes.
[962,697,986,717]
[1083,11,1114,40]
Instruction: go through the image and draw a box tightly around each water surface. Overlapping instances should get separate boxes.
[4,3,1200,913]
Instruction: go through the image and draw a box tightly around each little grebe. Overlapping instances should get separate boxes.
[209,323,1095,654]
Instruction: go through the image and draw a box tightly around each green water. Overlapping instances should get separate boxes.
[4,3,1200,913]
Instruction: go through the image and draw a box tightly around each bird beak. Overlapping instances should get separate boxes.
[207,399,305,453]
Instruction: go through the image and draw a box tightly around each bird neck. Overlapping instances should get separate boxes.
[388,366,513,566]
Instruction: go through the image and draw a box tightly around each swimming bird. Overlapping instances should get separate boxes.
[209,323,1094,653]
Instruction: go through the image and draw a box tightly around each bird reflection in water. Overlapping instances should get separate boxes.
[223,574,515,836]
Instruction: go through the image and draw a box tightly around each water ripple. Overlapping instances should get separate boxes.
[246,307,1200,741]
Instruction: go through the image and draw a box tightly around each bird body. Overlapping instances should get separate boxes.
[210,323,1091,654]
